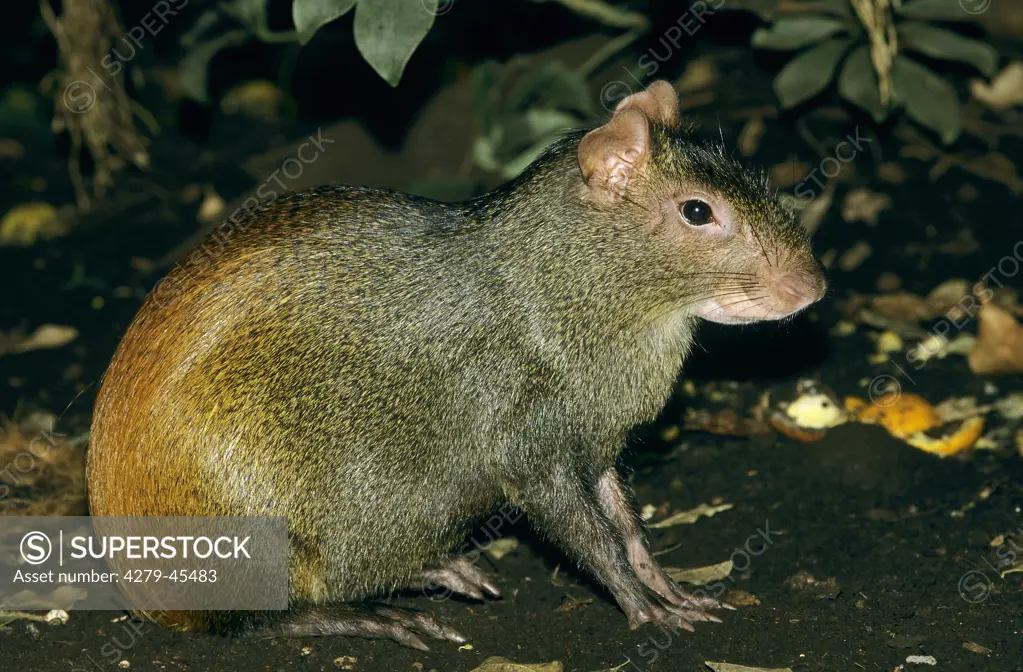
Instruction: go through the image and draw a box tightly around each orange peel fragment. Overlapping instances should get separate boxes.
[845,392,942,438]
[845,392,984,456]
[905,417,986,457]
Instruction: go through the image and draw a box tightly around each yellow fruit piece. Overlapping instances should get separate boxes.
[906,416,986,457]
[785,393,848,429]
[844,392,943,438]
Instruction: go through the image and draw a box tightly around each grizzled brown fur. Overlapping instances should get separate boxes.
[88,80,823,645]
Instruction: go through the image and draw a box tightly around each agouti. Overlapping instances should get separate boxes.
[88,80,825,649]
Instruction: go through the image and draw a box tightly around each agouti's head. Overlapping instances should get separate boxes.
[578,80,826,324]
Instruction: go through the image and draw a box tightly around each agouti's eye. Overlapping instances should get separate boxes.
[680,199,713,226]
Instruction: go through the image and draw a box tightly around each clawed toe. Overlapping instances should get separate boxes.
[412,555,502,601]
[263,603,467,650]
[374,605,467,647]
[625,586,729,634]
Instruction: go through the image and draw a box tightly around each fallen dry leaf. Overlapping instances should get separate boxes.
[738,117,766,157]
[666,559,733,585]
[841,188,891,226]
[926,279,973,317]
[876,272,901,292]
[676,56,718,93]
[649,502,733,529]
[934,396,992,423]
[485,537,519,560]
[970,61,1023,111]
[333,655,357,670]
[769,162,808,190]
[995,392,1023,420]
[705,663,792,672]
[877,162,905,184]
[930,153,1023,195]
[905,655,938,666]
[471,657,562,672]
[962,641,992,656]
[0,607,72,628]
[875,330,904,355]
[0,138,25,159]
[683,408,770,437]
[968,303,1023,375]
[838,241,872,271]
[783,569,839,598]
[0,202,70,246]
[553,595,592,612]
[1,324,78,356]
[724,590,760,607]
[912,334,976,365]
[220,79,287,122]
[989,286,1023,314]
[198,185,226,224]
[796,186,835,237]
[868,292,932,321]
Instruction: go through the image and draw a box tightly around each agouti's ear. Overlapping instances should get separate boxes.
[615,80,679,128]
[578,107,650,202]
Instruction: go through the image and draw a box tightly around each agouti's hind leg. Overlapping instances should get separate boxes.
[260,603,467,650]
[408,555,502,601]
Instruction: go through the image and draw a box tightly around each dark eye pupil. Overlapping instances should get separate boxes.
[681,200,711,225]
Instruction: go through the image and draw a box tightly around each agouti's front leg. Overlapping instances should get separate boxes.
[596,469,733,615]
[520,465,721,631]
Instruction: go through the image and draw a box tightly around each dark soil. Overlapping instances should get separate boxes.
[2,37,1023,672]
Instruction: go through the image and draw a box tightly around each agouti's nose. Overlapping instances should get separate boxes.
[773,272,826,314]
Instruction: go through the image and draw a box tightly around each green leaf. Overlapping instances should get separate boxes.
[293,0,357,45]
[838,45,888,121]
[506,61,594,116]
[222,0,270,32]
[752,16,849,50]
[721,0,852,20]
[891,55,962,144]
[180,30,250,103]
[896,0,977,21]
[773,38,852,108]
[354,0,436,87]
[898,22,998,76]
[499,134,564,180]
[497,108,578,162]
[223,0,296,42]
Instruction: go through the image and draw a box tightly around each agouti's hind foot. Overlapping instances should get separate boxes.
[266,604,467,650]
[410,555,502,601]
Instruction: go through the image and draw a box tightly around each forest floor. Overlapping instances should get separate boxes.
[1,46,1022,672]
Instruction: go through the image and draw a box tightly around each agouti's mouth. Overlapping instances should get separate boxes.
[696,271,826,324]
